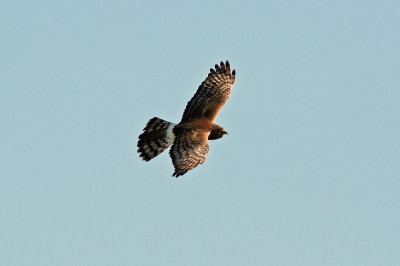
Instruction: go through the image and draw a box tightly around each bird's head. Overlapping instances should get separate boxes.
[208,128,228,140]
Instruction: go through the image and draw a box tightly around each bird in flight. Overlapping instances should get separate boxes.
[137,61,236,177]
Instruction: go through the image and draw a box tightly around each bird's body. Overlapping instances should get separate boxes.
[137,61,236,177]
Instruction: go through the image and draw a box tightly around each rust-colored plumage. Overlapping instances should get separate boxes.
[138,61,236,177]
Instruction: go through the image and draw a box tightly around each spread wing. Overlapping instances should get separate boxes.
[180,61,236,123]
[169,129,210,177]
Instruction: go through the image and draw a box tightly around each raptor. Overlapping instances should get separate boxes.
[137,61,236,177]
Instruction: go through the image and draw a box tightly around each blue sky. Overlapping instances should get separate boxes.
[1,1,399,265]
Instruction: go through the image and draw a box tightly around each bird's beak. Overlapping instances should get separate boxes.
[222,130,228,135]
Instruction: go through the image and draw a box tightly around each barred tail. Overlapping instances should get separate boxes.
[137,117,176,161]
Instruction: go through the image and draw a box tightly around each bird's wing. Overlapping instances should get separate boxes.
[180,61,236,123]
[169,129,210,177]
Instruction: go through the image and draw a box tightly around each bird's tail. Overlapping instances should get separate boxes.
[137,117,176,161]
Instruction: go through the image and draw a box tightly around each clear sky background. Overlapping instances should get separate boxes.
[1,1,399,265]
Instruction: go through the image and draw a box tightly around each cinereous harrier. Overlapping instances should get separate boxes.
[137,61,236,177]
